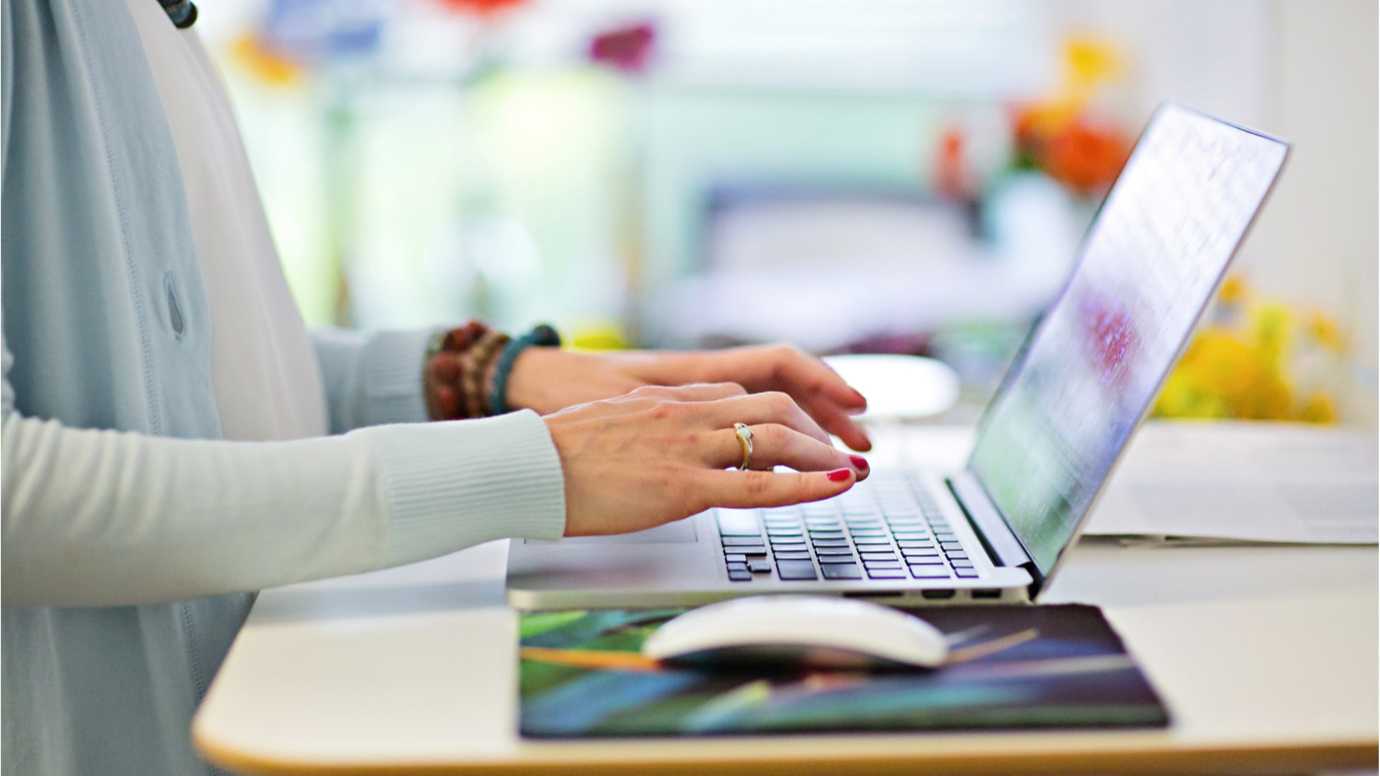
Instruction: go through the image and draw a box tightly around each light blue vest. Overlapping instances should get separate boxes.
[4,2,248,773]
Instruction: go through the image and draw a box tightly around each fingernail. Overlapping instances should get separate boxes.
[849,455,869,472]
[827,468,852,482]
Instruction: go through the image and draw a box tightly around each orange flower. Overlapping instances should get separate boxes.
[1041,120,1132,195]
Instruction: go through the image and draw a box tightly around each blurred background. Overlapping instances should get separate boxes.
[198,0,1377,427]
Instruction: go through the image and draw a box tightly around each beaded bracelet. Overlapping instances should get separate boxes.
[487,323,561,416]
[460,329,510,419]
[423,321,491,420]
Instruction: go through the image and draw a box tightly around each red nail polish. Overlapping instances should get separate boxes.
[827,468,851,482]
[849,455,869,471]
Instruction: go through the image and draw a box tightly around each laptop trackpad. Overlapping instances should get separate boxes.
[525,519,699,545]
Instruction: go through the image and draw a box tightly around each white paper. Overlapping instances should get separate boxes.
[1086,422,1379,545]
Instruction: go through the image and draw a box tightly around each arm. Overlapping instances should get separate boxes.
[1,331,566,607]
[311,327,438,433]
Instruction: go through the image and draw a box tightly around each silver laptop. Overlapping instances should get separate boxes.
[508,104,1289,609]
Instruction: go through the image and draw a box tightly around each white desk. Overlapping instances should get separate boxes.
[193,429,1379,775]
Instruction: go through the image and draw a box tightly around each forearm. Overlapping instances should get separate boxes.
[2,410,565,607]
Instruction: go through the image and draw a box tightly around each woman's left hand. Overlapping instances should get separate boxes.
[503,345,872,451]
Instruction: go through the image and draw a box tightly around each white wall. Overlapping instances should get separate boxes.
[1054,0,1377,425]
[1250,0,1378,425]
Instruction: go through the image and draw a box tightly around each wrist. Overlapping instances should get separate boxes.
[488,323,562,415]
[502,346,558,413]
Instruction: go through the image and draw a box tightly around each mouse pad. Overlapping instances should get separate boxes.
[517,604,1169,738]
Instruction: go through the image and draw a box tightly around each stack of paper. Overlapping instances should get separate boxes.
[1086,421,1378,545]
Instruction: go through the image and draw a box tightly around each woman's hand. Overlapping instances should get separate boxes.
[508,344,872,451]
[545,383,869,536]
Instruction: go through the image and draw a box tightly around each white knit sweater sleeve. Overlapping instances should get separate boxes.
[1,330,567,607]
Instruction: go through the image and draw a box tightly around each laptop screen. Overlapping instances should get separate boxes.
[966,105,1289,575]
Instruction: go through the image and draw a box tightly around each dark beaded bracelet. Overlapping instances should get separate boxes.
[488,324,561,416]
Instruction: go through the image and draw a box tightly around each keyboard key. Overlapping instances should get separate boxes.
[808,530,846,540]
[722,536,766,547]
[852,536,892,546]
[725,562,749,573]
[770,538,805,547]
[766,528,802,537]
[811,539,849,548]
[859,551,897,561]
[906,556,944,566]
[776,560,818,580]
[862,560,902,570]
[897,540,934,548]
[728,569,752,581]
[950,560,974,569]
[773,550,811,561]
[866,567,907,579]
[748,559,773,573]
[820,562,862,580]
[955,569,980,579]
[739,547,769,557]
[717,509,760,536]
[724,553,747,564]
[815,546,854,557]
[891,531,928,539]
[909,566,951,579]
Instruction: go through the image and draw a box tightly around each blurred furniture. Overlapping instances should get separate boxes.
[193,427,1377,776]
[641,176,1082,353]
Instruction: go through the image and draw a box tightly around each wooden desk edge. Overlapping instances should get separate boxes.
[193,722,1379,776]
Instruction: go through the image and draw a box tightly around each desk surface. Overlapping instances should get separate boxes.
[194,428,1379,775]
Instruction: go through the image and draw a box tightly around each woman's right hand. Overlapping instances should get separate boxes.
[544,383,869,537]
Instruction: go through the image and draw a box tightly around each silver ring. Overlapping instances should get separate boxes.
[733,422,754,470]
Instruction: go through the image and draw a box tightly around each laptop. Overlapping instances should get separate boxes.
[507,104,1289,609]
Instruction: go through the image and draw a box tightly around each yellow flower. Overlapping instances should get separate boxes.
[1217,274,1248,305]
[1062,36,1124,91]
[1298,392,1338,424]
[1155,328,1293,421]
[1249,303,1293,369]
[1305,311,1347,354]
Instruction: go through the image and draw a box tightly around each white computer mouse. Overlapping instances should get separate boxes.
[642,595,949,670]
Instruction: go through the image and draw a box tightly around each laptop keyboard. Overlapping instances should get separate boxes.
[718,473,978,582]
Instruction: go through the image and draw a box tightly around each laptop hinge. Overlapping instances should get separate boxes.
[946,471,1045,597]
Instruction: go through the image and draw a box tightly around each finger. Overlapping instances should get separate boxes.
[695,467,856,509]
[771,347,867,411]
[705,423,868,479]
[626,382,747,402]
[806,400,873,452]
[692,392,831,445]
